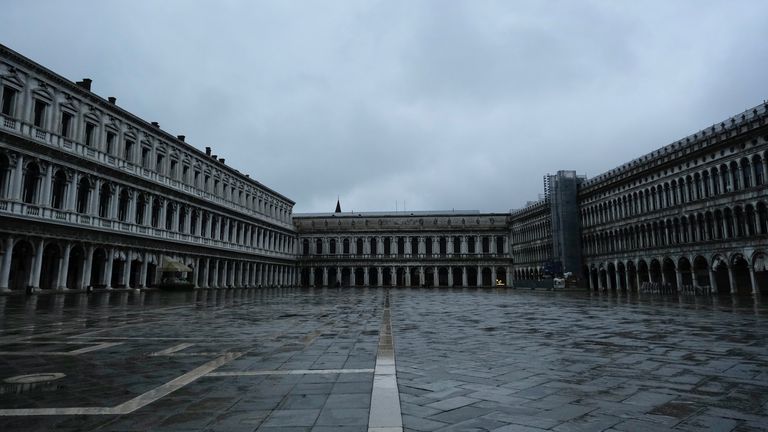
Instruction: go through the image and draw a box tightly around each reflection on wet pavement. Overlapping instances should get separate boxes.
[0,288,765,431]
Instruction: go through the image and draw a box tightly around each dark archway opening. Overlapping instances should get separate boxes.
[39,243,60,290]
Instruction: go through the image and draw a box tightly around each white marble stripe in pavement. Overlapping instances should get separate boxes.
[208,368,374,376]
[149,342,195,356]
[0,342,123,356]
[0,352,243,416]
[368,291,403,432]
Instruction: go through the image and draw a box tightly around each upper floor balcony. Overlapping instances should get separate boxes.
[0,113,294,230]
[0,198,296,261]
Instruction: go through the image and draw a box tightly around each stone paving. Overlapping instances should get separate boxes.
[391,289,768,432]
[0,287,765,431]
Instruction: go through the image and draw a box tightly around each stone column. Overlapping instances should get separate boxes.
[66,173,80,211]
[728,266,736,294]
[30,238,44,289]
[448,267,454,286]
[139,256,148,288]
[127,192,137,224]
[104,248,114,289]
[10,154,24,201]
[447,237,453,256]
[476,266,482,286]
[434,266,439,286]
[405,267,411,286]
[200,258,209,288]
[41,163,53,208]
[492,267,497,286]
[0,237,15,291]
[121,251,132,288]
[708,267,717,294]
[390,267,396,286]
[58,243,72,290]
[322,267,329,287]
[82,245,94,289]
[624,269,630,292]
[377,266,383,287]
[462,267,468,287]
[211,260,219,288]
[675,268,683,292]
[243,262,250,287]
[419,266,424,287]
[749,265,758,295]
[361,267,368,287]
[184,210,192,235]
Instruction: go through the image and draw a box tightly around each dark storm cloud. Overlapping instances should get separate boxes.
[2,1,767,213]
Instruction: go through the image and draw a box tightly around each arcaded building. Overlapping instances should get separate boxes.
[579,103,768,295]
[509,105,768,294]
[0,43,766,295]
[0,44,298,292]
[294,210,512,287]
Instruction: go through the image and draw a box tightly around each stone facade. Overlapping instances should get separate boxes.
[294,211,512,287]
[0,43,766,295]
[579,103,768,295]
[509,103,768,294]
[0,44,298,292]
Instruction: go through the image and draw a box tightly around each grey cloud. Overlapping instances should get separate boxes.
[2,0,767,213]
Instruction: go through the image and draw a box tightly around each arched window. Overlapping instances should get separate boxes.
[165,203,175,230]
[702,171,710,197]
[117,189,130,222]
[50,169,67,209]
[98,182,111,217]
[151,198,162,227]
[741,158,752,188]
[730,161,740,191]
[200,212,208,236]
[76,176,91,214]
[135,194,147,225]
[190,210,198,235]
[754,155,764,186]
[0,154,10,198]
[711,168,720,195]
[178,206,187,233]
[22,162,41,204]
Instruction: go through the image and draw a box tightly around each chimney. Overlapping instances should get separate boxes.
[177,135,185,142]
[151,121,159,128]
[108,96,116,104]
[219,158,225,163]
[76,78,92,91]
[205,147,211,156]
[211,154,217,159]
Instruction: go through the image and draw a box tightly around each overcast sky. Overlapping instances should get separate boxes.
[2,1,767,213]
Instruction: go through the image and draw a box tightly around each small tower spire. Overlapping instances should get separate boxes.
[335,197,342,213]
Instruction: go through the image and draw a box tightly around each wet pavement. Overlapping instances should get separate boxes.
[0,288,766,431]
